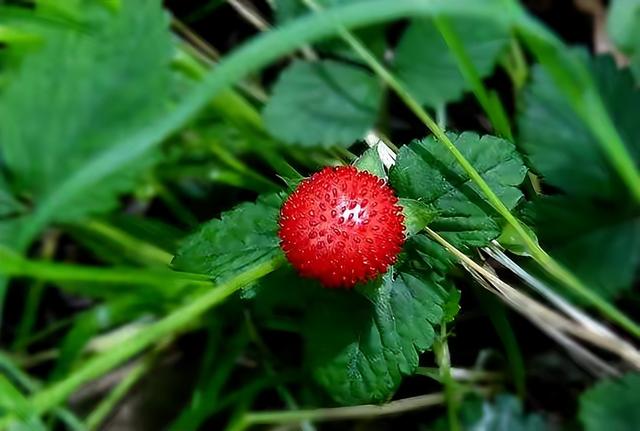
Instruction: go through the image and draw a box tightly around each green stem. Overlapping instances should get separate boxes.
[85,356,152,431]
[300,0,640,338]
[0,247,208,289]
[501,38,529,91]
[78,219,173,267]
[434,326,460,431]
[436,104,447,130]
[174,46,265,131]
[155,183,199,228]
[434,16,513,140]
[208,144,281,191]
[0,353,87,430]
[237,393,447,429]
[244,313,316,431]
[0,256,284,425]
[12,231,59,351]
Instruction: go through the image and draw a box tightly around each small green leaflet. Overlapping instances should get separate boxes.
[353,146,386,178]
[262,60,384,148]
[0,0,173,224]
[398,198,437,237]
[172,194,284,282]
[394,15,508,108]
[390,132,527,249]
[580,373,640,431]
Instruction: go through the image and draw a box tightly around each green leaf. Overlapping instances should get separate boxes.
[252,267,457,405]
[307,270,455,404]
[403,234,457,277]
[262,60,384,148]
[0,0,173,225]
[0,375,47,431]
[532,196,640,299]
[607,0,640,81]
[580,373,640,431]
[456,394,550,431]
[518,55,640,199]
[398,198,437,237]
[353,146,385,178]
[394,15,508,108]
[172,194,284,282]
[520,55,640,299]
[389,132,527,249]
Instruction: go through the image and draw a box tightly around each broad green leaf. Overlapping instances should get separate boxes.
[252,267,457,405]
[172,194,284,282]
[607,0,640,81]
[262,60,384,148]
[518,55,640,199]
[394,15,508,108]
[389,132,527,249]
[520,55,640,299]
[403,234,456,276]
[453,394,550,431]
[307,271,455,404]
[580,373,640,431]
[399,198,437,237]
[353,146,385,178]
[532,197,640,299]
[0,0,173,224]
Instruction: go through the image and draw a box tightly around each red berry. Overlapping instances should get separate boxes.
[278,166,405,288]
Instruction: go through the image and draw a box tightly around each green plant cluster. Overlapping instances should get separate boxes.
[0,0,639,430]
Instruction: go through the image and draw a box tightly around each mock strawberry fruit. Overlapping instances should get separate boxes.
[278,166,405,288]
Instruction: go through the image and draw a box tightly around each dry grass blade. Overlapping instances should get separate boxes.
[467,263,618,377]
[228,0,270,31]
[482,243,640,368]
[425,227,640,371]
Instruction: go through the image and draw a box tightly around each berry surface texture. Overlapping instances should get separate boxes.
[278,166,405,288]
